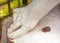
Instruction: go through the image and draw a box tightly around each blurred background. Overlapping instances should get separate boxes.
[0,0,32,42]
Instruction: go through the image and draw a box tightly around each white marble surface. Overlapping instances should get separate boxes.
[7,0,60,43]
[14,5,60,43]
